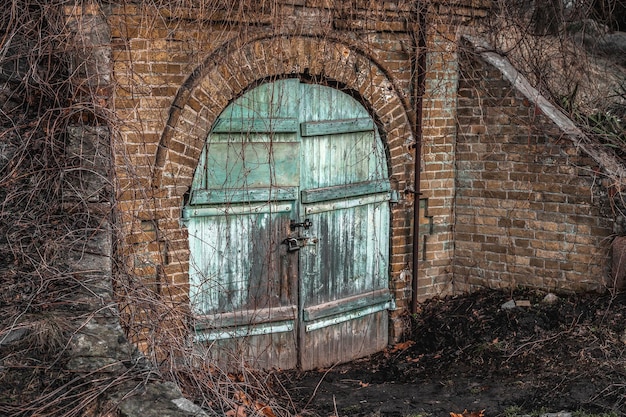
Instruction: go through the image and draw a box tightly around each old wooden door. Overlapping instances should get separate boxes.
[183,79,392,370]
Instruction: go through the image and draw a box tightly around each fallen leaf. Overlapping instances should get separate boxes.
[390,340,415,352]
[254,401,277,417]
[225,406,247,417]
[358,381,370,388]
[234,390,251,406]
[450,409,485,417]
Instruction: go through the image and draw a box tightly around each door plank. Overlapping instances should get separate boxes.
[300,179,390,203]
[195,320,295,342]
[202,141,300,190]
[300,310,388,370]
[183,202,293,218]
[300,118,373,136]
[190,187,298,205]
[303,288,390,321]
[302,192,390,215]
[196,305,297,329]
[199,331,298,370]
[212,117,298,133]
[304,301,392,332]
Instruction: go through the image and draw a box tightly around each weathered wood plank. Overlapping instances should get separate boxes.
[182,202,292,218]
[300,310,388,370]
[301,179,390,203]
[190,187,298,205]
[201,141,300,189]
[300,117,373,137]
[302,192,390,215]
[303,288,390,321]
[196,305,297,329]
[212,117,299,133]
[197,330,298,371]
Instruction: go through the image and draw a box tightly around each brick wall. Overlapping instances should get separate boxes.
[108,1,420,349]
[416,1,490,300]
[106,0,616,358]
[453,37,614,293]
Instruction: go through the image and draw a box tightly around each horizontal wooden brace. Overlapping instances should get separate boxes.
[300,118,374,137]
[301,179,390,203]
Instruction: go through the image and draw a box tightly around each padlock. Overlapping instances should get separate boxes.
[284,237,300,252]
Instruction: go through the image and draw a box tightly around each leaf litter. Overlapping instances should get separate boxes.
[276,288,626,417]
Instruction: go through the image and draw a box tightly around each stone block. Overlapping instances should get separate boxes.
[65,125,111,202]
[611,236,626,289]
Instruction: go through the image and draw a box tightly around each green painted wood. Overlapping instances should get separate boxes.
[186,80,300,370]
[195,305,297,329]
[185,79,391,370]
[304,301,393,332]
[300,117,374,137]
[303,288,391,321]
[182,202,293,218]
[302,192,390,215]
[221,78,301,120]
[300,179,390,204]
[190,187,298,205]
[195,320,296,342]
[298,82,389,305]
[212,117,298,133]
[297,82,390,369]
[197,141,300,191]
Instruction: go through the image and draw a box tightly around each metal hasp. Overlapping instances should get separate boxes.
[290,218,312,230]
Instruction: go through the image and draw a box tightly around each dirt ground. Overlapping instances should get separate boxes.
[277,288,626,417]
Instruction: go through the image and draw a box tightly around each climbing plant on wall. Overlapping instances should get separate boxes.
[2,1,626,416]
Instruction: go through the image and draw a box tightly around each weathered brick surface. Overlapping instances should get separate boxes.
[107,0,615,355]
[110,1,419,343]
[452,41,613,293]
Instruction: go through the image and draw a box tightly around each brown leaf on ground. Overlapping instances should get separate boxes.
[450,409,485,417]
[234,390,251,406]
[390,340,415,352]
[225,405,247,417]
[254,401,277,417]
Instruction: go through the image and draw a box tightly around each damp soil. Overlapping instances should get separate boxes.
[276,288,626,417]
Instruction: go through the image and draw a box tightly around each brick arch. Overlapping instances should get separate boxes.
[147,35,416,334]
[152,35,414,192]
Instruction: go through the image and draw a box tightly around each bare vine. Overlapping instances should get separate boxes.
[1,1,626,416]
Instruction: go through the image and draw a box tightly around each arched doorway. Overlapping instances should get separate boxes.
[182,79,392,370]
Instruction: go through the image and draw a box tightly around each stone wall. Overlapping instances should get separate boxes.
[63,5,208,416]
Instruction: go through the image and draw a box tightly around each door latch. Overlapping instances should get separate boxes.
[290,218,312,230]
[283,237,307,252]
